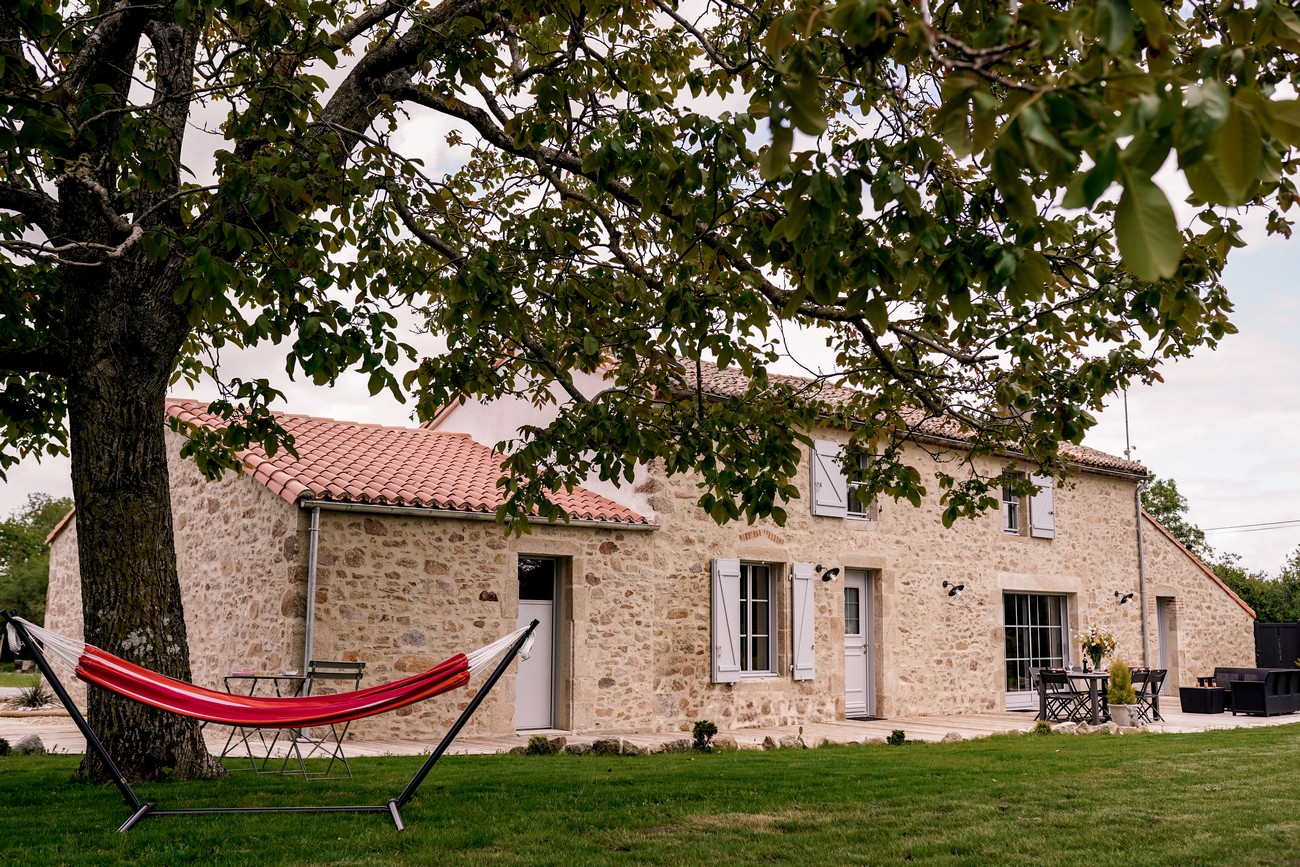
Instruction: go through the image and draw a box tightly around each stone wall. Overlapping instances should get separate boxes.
[43,430,306,706]
[638,426,1254,729]
[308,512,657,742]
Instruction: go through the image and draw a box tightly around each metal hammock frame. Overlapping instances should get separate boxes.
[2,611,538,833]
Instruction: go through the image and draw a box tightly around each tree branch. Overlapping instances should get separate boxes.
[0,343,70,377]
[0,182,59,235]
[62,0,162,96]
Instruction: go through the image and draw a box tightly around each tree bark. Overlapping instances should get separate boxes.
[64,260,223,781]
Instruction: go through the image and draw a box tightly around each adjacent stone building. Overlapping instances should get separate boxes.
[44,364,1255,743]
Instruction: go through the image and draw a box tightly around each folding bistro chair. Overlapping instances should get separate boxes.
[1037,670,1086,721]
[1133,668,1167,724]
[280,660,366,779]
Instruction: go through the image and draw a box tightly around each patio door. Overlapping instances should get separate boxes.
[1004,593,1069,711]
[516,557,556,730]
[844,571,874,718]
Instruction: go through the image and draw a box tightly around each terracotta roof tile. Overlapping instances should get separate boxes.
[680,359,1146,477]
[165,400,652,526]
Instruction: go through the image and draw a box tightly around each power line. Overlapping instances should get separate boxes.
[1203,519,1300,534]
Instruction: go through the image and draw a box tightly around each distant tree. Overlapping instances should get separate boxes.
[1212,554,1298,624]
[1142,476,1211,559]
[0,493,73,624]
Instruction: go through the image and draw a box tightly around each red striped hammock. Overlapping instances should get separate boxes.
[9,617,531,728]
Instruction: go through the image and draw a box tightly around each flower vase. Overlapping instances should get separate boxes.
[1088,649,1105,672]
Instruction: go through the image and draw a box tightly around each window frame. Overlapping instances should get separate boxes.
[1001,475,1025,535]
[845,453,878,521]
[738,561,777,676]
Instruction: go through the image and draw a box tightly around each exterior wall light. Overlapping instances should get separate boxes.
[942,580,965,597]
[1115,591,1135,604]
[815,565,841,582]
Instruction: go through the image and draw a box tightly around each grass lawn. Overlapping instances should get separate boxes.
[0,669,40,688]
[2,726,1300,865]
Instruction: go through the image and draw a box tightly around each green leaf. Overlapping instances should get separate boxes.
[1182,81,1230,150]
[1184,155,1234,207]
[1268,99,1300,148]
[760,124,793,181]
[1214,101,1262,205]
[1096,0,1135,54]
[1115,170,1182,281]
[1063,146,1118,209]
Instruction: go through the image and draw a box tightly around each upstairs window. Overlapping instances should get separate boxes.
[811,441,877,521]
[1002,472,1056,539]
[845,453,879,520]
[1002,476,1024,535]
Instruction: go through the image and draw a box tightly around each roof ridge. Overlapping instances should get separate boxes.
[166,398,471,438]
[677,357,1145,476]
[163,399,651,525]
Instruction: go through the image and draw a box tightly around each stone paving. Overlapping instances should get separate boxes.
[5,690,1300,761]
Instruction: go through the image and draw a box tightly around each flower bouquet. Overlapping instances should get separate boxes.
[1075,625,1116,671]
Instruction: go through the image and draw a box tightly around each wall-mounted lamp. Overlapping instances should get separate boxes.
[815,565,841,582]
[1114,591,1135,605]
[942,580,965,597]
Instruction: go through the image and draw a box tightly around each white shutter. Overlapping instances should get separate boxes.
[810,441,848,517]
[711,558,742,683]
[1029,474,1056,539]
[791,562,816,681]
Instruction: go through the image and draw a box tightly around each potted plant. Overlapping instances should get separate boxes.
[1106,658,1140,727]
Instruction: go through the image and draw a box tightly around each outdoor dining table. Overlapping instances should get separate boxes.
[1066,670,1110,725]
[218,671,306,773]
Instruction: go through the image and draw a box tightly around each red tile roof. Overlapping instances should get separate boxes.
[682,359,1147,476]
[165,400,652,525]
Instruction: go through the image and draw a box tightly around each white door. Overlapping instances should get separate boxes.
[844,571,873,717]
[516,558,555,730]
[1157,597,1172,694]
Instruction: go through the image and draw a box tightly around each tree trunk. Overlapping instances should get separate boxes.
[65,265,223,782]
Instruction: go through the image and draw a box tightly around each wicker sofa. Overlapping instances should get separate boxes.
[1209,667,1271,712]
[1229,669,1300,717]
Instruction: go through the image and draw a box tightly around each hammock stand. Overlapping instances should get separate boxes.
[2,611,538,833]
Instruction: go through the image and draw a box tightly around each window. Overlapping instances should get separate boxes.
[739,563,774,674]
[811,440,877,521]
[1002,477,1023,535]
[845,453,878,520]
[1004,593,1068,707]
[711,559,816,683]
[1002,472,1056,539]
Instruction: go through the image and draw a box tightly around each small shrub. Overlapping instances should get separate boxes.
[692,720,718,752]
[13,679,52,710]
[886,729,906,746]
[1107,659,1137,705]
[524,735,556,756]
[1033,719,1053,735]
[0,737,10,756]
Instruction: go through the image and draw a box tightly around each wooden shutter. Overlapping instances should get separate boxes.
[791,562,816,681]
[711,558,742,683]
[1029,474,1056,539]
[810,441,848,517]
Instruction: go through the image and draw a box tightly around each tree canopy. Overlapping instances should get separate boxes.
[1,0,1298,778]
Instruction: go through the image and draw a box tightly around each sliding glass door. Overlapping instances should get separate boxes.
[1004,593,1069,710]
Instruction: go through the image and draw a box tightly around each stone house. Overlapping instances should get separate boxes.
[45,365,1255,743]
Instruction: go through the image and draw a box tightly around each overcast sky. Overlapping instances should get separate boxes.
[3,225,1295,575]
